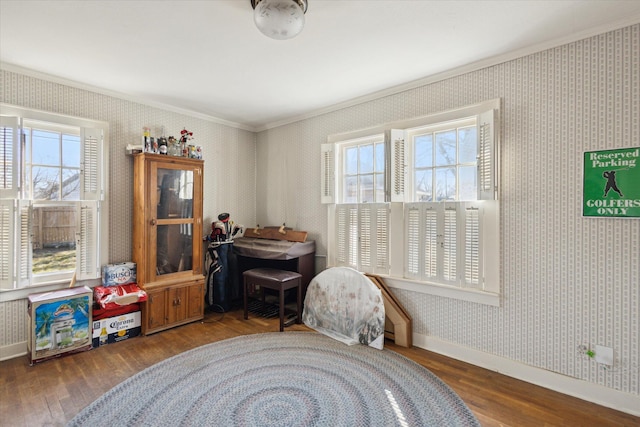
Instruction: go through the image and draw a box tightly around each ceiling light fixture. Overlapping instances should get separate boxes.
[250,0,308,40]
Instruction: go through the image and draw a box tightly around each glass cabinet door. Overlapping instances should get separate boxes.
[152,165,197,278]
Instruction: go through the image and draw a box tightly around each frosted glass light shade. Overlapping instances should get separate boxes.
[253,0,306,40]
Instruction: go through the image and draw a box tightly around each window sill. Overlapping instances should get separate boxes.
[376,275,501,307]
[0,278,100,303]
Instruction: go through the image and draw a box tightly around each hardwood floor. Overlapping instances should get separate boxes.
[1,309,637,427]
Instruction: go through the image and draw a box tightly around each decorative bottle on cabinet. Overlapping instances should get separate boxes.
[132,153,205,335]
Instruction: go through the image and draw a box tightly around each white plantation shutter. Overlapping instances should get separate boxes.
[77,201,100,280]
[81,128,103,200]
[335,203,389,273]
[464,204,481,288]
[389,129,406,202]
[405,205,421,279]
[478,109,497,200]
[404,202,484,287]
[373,204,389,273]
[335,204,357,267]
[424,206,438,279]
[358,203,389,274]
[0,116,20,199]
[359,206,372,270]
[336,206,347,264]
[405,203,441,281]
[347,207,358,267]
[0,200,15,289]
[442,206,458,283]
[320,143,335,204]
[0,199,32,290]
[17,201,32,288]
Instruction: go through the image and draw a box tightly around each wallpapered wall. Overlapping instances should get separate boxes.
[255,24,639,396]
[0,70,257,352]
[0,23,638,401]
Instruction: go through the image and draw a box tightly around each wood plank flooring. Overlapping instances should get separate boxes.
[1,309,637,427]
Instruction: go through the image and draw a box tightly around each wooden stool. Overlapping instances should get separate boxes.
[243,268,303,332]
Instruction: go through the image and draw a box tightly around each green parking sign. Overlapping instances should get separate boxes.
[583,147,640,218]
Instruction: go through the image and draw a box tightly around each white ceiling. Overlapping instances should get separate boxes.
[1,1,640,131]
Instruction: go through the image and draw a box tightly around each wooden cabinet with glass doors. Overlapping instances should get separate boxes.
[132,153,205,335]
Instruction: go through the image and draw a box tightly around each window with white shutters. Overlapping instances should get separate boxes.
[324,133,390,275]
[324,99,500,299]
[398,107,498,292]
[0,105,108,291]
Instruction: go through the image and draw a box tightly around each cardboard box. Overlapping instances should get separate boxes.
[102,262,137,287]
[27,286,93,365]
[92,311,141,347]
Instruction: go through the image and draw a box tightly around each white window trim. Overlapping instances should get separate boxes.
[324,99,501,306]
[338,134,385,204]
[378,275,500,306]
[404,117,477,202]
[0,103,109,302]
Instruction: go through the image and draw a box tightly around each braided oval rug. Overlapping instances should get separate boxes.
[68,332,479,427]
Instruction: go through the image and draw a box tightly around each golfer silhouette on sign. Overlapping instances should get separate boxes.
[603,170,624,197]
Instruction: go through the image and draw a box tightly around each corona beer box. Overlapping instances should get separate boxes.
[102,262,137,287]
[27,286,93,365]
[92,310,141,347]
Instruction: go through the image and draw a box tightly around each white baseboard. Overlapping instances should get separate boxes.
[0,341,27,362]
[413,333,640,417]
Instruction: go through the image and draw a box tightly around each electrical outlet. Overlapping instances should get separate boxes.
[595,345,614,366]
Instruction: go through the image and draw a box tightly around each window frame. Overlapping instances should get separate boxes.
[0,103,109,302]
[407,117,478,202]
[324,99,500,306]
[23,122,83,201]
[337,134,386,204]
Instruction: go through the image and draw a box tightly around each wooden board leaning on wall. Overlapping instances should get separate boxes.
[366,274,412,348]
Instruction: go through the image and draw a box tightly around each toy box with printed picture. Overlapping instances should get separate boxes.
[27,286,93,365]
[205,212,244,313]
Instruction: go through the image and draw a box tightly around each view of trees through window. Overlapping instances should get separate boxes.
[412,122,477,202]
[342,137,385,203]
[2,107,106,290]
[24,126,81,275]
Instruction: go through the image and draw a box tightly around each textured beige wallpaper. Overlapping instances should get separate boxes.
[0,70,257,350]
[1,23,638,398]
[256,24,640,395]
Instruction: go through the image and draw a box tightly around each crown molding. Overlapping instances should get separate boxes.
[3,14,639,134]
[255,14,640,132]
[0,62,256,132]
